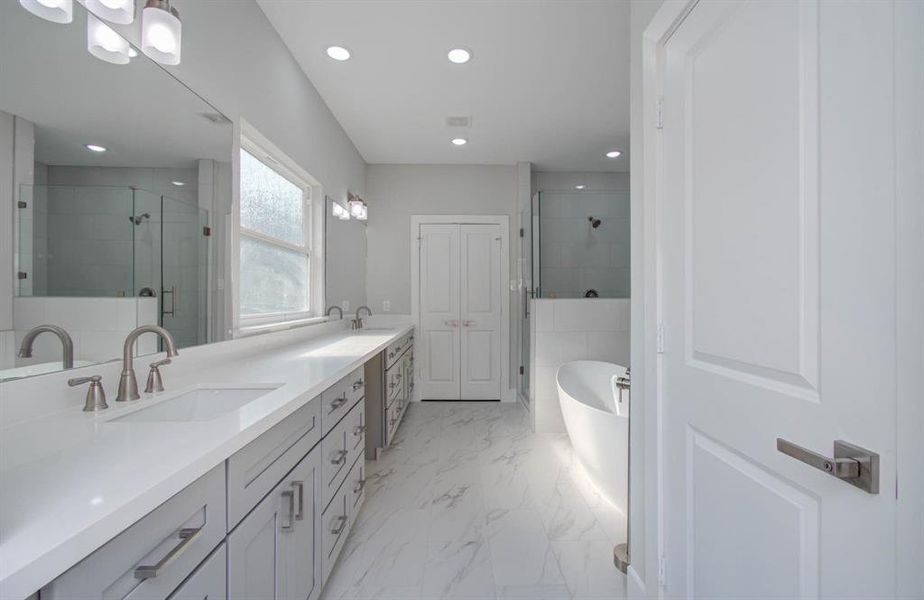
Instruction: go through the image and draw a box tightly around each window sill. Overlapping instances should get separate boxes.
[236,315,331,338]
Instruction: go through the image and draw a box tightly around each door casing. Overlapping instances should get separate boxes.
[410,215,511,402]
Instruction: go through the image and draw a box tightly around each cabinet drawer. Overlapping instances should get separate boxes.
[347,456,366,516]
[321,399,364,509]
[320,491,349,585]
[347,399,365,462]
[385,366,403,407]
[227,396,321,529]
[167,542,226,600]
[384,331,413,370]
[321,366,363,435]
[43,464,226,600]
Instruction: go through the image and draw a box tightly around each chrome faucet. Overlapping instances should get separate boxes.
[117,325,178,402]
[352,306,372,330]
[326,305,344,319]
[18,324,74,369]
[615,367,630,404]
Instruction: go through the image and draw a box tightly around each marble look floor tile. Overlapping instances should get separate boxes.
[326,402,626,600]
[422,539,496,599]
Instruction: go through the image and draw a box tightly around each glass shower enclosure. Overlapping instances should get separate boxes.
[18,184,209,350]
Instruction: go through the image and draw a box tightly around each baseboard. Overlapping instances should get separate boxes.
[627,565,646,599]
[502,387,518,403]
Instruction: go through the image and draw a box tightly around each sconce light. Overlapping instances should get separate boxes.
[87,13,131,64]
[332,201,350,221]
[356,204,368,221]
[85,0,134,24]
[19,0,73,23]
[141,0,181,65]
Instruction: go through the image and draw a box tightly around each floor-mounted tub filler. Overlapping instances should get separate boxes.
[557,360,629,514]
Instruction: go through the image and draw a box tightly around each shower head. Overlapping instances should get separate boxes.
[129,213,151,225]
[588,216,602,229]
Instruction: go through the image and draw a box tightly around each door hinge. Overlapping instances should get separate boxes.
[656,321,665,354]
[519,228,524,238]
[17,271,27,280]
[17,200,27,209]
[656,97,664,130]
[658,555,667,587]
[519,365,524,375]
[202,226,211,237]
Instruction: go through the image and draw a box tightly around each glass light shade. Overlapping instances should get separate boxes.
[357,204,368,221]
[349,199,364,218]
[332,202,350,221]
[141,0,181,65]
[19,0,73,23]
[87,13,131,65]
[85,0,134,24]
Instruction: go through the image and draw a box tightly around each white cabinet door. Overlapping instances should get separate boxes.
[460,224,502,399]
[283,449,320,600]
[658,1,901,597]
[418,223,461,399]
[167,543,226,600]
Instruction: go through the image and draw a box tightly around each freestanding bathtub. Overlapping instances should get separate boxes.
[556,360,628,513]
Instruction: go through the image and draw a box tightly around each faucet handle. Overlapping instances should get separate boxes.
[69,375,108,412]
[145,359,170,393]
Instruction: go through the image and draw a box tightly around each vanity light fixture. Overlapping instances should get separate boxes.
[86,0,134,24]
[141,0,181,66]
[87,13,131,65]
[575,185,586,190]
[19,0,73,23]
[447,48,471,64]
[356,203,368,221]
[605,150,622,158]
[85,143,107,152]
[451,137,468,146]
[332,202,350,221]
[326,46,351,61]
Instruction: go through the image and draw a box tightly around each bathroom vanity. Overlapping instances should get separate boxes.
[364,329,415,459]
[0,323,413,600]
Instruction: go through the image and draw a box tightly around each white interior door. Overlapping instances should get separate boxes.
[658,1,899,597]
[460,224,502,400]
[418,223,461,399]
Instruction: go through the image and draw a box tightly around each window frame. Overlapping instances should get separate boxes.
[236,130,321,332]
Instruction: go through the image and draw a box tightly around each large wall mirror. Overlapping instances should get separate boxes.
[1,1,232,381]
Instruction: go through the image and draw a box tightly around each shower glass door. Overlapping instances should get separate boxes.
[159,194,209,350]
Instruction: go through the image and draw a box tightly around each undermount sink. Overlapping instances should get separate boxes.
[110,386,280,423]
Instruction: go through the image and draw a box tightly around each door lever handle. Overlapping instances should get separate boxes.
[776,438,879,494]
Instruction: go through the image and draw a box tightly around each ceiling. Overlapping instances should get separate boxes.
[0,2,230,169]
[257,0,630,172]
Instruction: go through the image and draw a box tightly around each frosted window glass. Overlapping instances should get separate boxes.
[240,149,305,246]
[240,236,309,315]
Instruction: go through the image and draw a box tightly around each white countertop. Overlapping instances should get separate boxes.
[0,325,412,599]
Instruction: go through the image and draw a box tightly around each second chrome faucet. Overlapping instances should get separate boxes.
[117,325,179,402]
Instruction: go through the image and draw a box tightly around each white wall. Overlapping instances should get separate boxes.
[529,298,630,433]
[629,0,665,594]
[533,172,631,298]
[325,201,367,314]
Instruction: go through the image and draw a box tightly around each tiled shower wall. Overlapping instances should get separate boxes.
[533,172,630,298]
[529,298,630,433]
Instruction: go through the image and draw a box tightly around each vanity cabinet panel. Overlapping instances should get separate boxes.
[321,366,364,436]
[321,400,363,510]
[167,543,226,600]
[228,447,320,600]
[42,465,226,600]
[227,397,321,530]
[347,457,366,516]
[385,332,413,370]
[320,490,349,585]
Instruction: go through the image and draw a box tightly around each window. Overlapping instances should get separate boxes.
[239,145,312,322]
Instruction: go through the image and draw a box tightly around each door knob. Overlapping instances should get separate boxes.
[444,320,459,327]
[776,438,879,494]
[462,320,475,327]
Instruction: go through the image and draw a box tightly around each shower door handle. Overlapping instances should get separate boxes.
[162,286,176,317]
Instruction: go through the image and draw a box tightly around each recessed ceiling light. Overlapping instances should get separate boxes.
[606,150,622,158]
[85,144,107,153]
[171,181,185,186]
[447,48,471,64]
[326,46,351,61]
[575,185,586,190]
[451,138,468,146]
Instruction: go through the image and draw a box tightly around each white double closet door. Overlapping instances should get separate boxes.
[418,223,502,400]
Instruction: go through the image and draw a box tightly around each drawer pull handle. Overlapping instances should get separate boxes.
[330,515,348,536]
[352,380,364,390]
[134,527,202,579]
[388,351,394,358]
[329,395,348,413]
[353,424,367,436]
[291,481,304,521]
[281,490,296,532]
[331,449,349,466]
[354,479,366,494]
